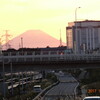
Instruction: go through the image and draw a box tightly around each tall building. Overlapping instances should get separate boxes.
[66,20,100,53]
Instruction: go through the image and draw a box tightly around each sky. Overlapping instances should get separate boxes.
[0,0,100,44]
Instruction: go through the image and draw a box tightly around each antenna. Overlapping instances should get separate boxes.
[60,29,62,47]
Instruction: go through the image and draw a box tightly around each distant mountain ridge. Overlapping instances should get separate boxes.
[7,30,65,50]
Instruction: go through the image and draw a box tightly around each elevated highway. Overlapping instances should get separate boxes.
[0,53,100,72]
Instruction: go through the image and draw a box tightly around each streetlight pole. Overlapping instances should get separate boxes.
[10,62,13,95]
[75,7,81,22]
[74,7,81,54]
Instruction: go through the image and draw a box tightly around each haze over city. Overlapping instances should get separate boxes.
[0,0,100,44]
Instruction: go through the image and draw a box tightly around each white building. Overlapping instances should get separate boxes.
[66,20,100,53]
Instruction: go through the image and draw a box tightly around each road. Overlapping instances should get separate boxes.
[42,73,79,100]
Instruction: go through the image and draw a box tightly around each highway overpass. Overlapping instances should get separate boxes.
[0,53,100,72]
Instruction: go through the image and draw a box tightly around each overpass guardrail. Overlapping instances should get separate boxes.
[0,54,100,63]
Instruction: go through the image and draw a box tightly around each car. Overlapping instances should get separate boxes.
[59,71,64,76]
[33,85,42,93]
[83,96,100,100]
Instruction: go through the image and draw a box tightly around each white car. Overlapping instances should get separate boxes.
[33,85,42,93]
[59,71,64,76]
[83,96,100,100]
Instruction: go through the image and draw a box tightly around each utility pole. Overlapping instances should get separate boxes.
[2,54,5,98]
[0,36,5,98]
[0,38,2,55]
[21,37,23,55]
[21,37,23,48]
[10,62,13,95]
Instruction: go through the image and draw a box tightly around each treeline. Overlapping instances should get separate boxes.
[81,68,100,85]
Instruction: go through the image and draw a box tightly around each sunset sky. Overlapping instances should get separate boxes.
[0,0,100,43]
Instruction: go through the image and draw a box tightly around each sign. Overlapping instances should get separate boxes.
[87,89,100,94]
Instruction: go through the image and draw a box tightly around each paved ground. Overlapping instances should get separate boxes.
[42,73,79,100]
